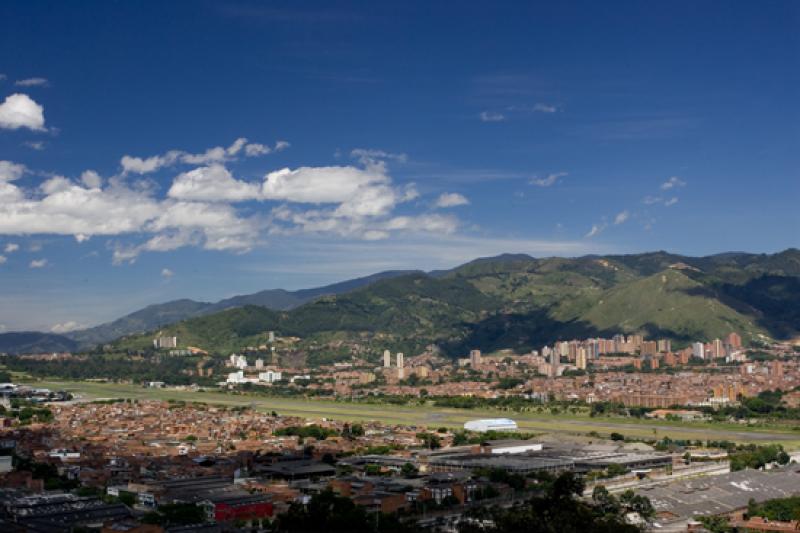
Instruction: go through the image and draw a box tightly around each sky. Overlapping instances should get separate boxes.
[0,1,798,332]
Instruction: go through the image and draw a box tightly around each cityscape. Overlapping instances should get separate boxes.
[1,1,799,532]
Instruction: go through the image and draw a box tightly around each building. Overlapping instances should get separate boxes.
[575,349,587,371]
[153,336,177,349]
[258,371,282,383]
[463,418,518,432]
[469,349,482,367]
[383,350,391,368]
[725,331,742,349]
[692,342,705,360]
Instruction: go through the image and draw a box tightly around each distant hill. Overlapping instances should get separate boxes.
[0,332,78,355]
[108,249,800,359]
[53,270,417,351]
[4,250,799,357]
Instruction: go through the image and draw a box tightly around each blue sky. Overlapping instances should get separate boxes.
[0,1,798,332]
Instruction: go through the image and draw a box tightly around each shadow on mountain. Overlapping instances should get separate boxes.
[441,308,604,357]
[710,275,800,339]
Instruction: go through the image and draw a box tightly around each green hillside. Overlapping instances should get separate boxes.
[102,250,800,361]
[578,269,765,343]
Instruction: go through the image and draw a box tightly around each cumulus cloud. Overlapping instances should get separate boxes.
[121,138,289,175]
[479,111,506,122]
[613,210,629,225]
[0,93,46,130]
[80,170,103,189]
[435,192,470,208]
[664,197,679,207]
[4,243,19,253]
[168,164,261,202]
[15,77,49,87]
[2,142,454,262]
[0,160,26,181]
[530,172,567,187]
[161,268,174,278]
[29,258,47,268]
[660,176,686,190]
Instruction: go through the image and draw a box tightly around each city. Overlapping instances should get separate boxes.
[1,1,799,532]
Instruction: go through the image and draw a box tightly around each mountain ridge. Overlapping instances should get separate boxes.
[2,249,798,356]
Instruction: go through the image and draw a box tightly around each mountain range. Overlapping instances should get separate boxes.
[2,249,799,357]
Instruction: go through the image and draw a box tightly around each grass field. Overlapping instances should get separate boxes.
[25,379,800,448]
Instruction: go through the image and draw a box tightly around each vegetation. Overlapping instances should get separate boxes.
[747,495,800,522]
[68,250,800,359]
[274,424,339,440]
[274,489,412,532]
[459,474,652,533]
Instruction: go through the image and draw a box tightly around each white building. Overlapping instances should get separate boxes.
[463,418,518,432]
[258,371,282,383]
[153,336,177,349]
[692,342,705,360]
[226,371,246,384]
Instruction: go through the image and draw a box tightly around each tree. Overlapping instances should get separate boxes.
[401,462,418,478]
[610,432,625,441]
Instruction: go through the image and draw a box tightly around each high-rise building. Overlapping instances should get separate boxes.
[770,360,784,381]
[383,350,391,368]
[153,336,178,349]
[712,338,725,358]
[576,348,587,370]
[469,349,482,367]
[692,342,705,360]
[641,341,658,356]
[657,339,671,353]
[725,332,742,349]
[549,348,559,378]
[396,352,404,369]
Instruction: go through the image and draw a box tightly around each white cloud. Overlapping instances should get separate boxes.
[15,77,49,87]
[664,197,679,207]
[532,103,557,113]
[4,243,19,253]
[168,164,261,202]
[479,111,506,122]
[585,223,606,238]
[613,210,629,225]
[80,170,103,189]
[0,255,6,264]
[29,258,48,268]
[0,93,46,130]
[530,172,567,187]
[660,176,686,190]
[161,268,174,278]
[350,148,408,165]
[121,138,288,174]
[0,161,26,181]
[1,142,455,262]
[435,192,470,208]
[50,321,85,333]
